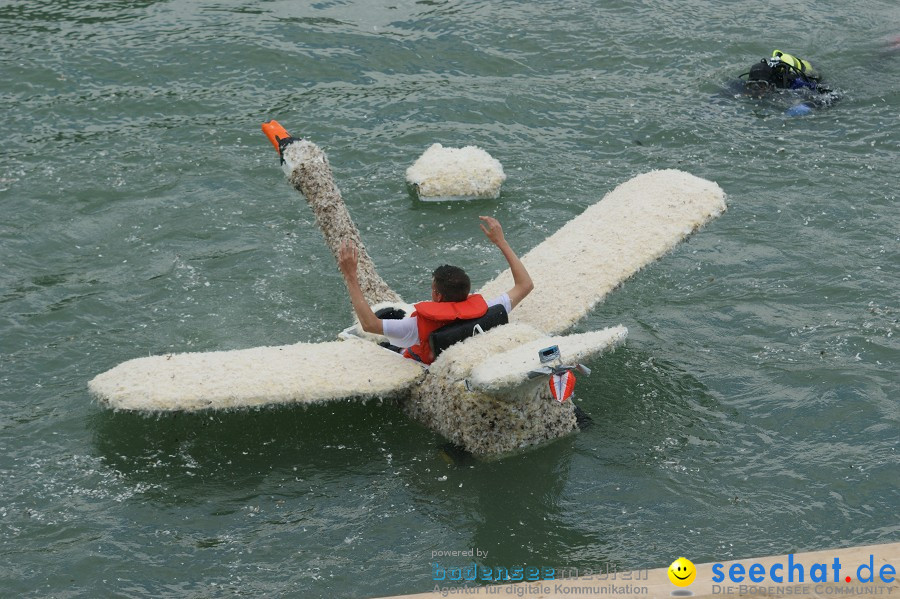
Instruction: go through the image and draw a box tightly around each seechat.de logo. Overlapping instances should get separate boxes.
[710,553,896,585]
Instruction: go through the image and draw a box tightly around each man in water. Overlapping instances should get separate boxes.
[338,216,534,364]
[740,50,839,115]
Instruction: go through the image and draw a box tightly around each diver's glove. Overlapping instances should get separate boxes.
[785,103,813,117]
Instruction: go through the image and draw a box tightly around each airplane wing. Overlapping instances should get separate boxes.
[477,169,726,335]
[88,338,425,411]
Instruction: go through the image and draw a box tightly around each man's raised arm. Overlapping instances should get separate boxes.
[479,216,534,310]
[338,240,385,335]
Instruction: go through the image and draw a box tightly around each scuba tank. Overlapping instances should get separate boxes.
[742,50,820,90]
[768,50,820,88]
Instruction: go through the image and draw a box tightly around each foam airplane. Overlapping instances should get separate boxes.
[88,121,726,457]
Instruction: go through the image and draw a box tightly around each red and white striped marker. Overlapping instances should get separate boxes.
[549,371,576,403]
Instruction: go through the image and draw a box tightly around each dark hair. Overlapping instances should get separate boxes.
[432,265,470,302]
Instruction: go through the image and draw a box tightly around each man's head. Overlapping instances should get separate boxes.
[747,60,775,88]
[745,58,792,96]
[431,265,470,302]
[744,55,814,95]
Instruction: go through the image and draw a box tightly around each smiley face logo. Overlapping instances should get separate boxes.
[668,557,696,586]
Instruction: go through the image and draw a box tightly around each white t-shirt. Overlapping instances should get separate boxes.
[381,294,512,349]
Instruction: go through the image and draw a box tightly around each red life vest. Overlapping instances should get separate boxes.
[402,294,488,365]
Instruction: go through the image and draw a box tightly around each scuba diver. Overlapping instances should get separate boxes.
[739,50,840,116]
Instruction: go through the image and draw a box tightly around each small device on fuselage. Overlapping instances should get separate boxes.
[538,345,560,364]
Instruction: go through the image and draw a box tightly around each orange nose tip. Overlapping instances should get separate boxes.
[261,120,292,153]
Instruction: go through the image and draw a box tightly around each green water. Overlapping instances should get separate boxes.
[1,1,898,597]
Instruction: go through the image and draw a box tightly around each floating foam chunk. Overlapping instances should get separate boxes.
[405,143,506,201]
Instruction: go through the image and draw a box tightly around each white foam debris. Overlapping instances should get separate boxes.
[478,169,727,334]
[405,143,506,201]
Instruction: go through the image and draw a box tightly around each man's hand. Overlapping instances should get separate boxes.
[338,239,359,281]
[479,216,506,247]
[479,216,534,310]
[338,239,384,335]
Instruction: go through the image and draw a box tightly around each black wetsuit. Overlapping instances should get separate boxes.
[741,58,840,114]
